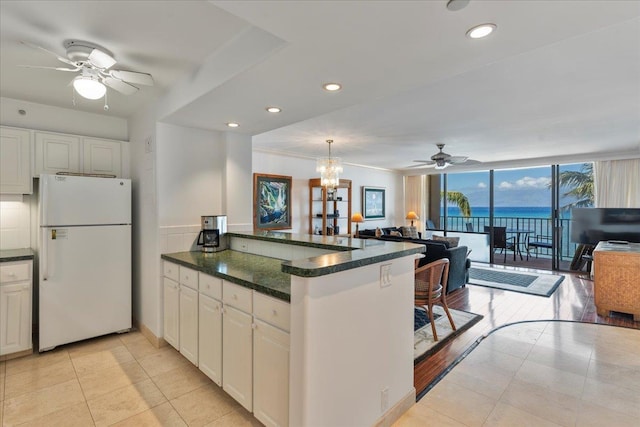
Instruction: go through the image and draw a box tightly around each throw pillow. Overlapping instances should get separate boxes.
[389,230,403,237]
[432,235,460,248]
[375,227,383,237]
[400,226,419,239]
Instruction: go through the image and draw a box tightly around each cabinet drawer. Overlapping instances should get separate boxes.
[0,261,31,284]
[180,266,198,290]
[163,261,179,282]
[253,292,290,332]
[199,273,222,300]
[223,281,252,313]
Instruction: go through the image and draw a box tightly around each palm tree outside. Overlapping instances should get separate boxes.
[557,163,594,211]
[442,191,472,218]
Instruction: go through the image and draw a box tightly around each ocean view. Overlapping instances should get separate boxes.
[442,206,567,219]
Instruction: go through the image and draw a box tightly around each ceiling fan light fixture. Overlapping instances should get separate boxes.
[73,76,106,100]
[466,23,497,39]
[434,161,448,170]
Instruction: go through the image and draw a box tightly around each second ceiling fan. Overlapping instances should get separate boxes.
[412,144,479,170]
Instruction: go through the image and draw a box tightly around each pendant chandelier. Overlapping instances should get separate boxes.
[316,139,343,188]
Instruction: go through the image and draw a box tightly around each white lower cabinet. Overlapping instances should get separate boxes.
[162,260,290,425]
[199,294,222,385]
[253,319,290,427]
[0,260,33,356]
[163,277,180,350]
[223,304,253,411]
[179,285,198,365]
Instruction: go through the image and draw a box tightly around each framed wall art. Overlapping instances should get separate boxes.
[253,173,292,230]
[362,186,385,220]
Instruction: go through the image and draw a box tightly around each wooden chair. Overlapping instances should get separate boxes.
[414,258,456,341]
[484,226,516,262]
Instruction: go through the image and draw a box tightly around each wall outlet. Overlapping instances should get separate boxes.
[380,264,392,288]
[381,387,389,412]
[240,241,249,252]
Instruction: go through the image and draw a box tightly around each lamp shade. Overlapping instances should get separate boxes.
[73,76,107,100]
[351,212,364,223]
[405,211,419,221]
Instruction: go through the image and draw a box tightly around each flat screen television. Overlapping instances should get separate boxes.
[570,208,640,244]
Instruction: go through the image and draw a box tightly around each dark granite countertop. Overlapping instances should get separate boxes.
[229,231,425,277]
[161,250,291,302]
[0,248,35,262]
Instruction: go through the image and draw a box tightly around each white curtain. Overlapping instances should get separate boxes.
[404,175,427,232]
[594,158,640,208]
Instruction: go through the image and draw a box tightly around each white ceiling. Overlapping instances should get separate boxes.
[1,1,639,172]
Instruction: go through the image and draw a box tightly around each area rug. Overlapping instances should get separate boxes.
[414,306,483,363]
[468,267,564,297]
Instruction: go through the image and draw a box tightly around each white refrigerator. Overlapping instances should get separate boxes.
[39,174,131,351]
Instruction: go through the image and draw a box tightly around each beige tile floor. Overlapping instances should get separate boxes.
[394,321,640,427]
[0,331,262,426]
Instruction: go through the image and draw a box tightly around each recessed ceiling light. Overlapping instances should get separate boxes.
[466,23,497,39]
[266,107,281,113]
[323,83,342,92]
[226,122,239,128]
[446,0,469,11]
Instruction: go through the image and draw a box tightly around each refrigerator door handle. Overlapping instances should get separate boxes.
[42,229,48,281]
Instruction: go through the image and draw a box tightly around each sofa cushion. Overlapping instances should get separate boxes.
[382,227,400,235]
[432,235,460,248]
[389,230,403,237]
[400,226,419,239]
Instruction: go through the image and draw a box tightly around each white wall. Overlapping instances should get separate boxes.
[1,97,128,141]
[252,150,404,234]
[156,123,225,227]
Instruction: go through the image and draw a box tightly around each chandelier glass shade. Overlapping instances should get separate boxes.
[73,76,107,100]
[316,139,343,187]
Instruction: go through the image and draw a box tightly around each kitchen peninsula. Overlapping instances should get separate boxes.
[162,231,424,427]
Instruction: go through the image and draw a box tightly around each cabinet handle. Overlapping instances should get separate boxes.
[233,294,238,300]
[22,285,29,290]
[252,323,257,330]
[8,272,16,277]
[272,309,278,316]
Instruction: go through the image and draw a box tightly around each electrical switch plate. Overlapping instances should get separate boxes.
[380,264,392,288]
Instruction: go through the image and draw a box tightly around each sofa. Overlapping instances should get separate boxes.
[359,227,470,294]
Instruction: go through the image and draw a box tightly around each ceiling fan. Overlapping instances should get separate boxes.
[19,40,154,106]
[411,144,479,170]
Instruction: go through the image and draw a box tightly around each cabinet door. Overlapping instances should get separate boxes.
[179,285,198,365]
[0,282,32,356]
[83,138,122,177]
[253,320,290,427]
[0,127,31,194]
[199,294,222,385]
[35,132,81,176]
[223,305,253,411]
[163,277,180,350]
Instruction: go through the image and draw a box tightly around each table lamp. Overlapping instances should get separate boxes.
[352,212,364,237]
[406,211,419,226]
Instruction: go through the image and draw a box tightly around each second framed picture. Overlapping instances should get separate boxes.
[362,186,385,219]
[253,173,292,230]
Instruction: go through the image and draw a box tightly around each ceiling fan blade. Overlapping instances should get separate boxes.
[88,49,116,69]
[409,161,436,168]
[412,160,434,163]
[103,77,138,95]
[448,156,469,164]
[21,41,76,66]
[18,64,80,72]
[109,70,154,86]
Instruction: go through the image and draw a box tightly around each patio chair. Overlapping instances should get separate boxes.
[465,222,474,232]
[527,227,562,260]
[414,258,456,341]
[484,226,516,262]
[426,219,436,229]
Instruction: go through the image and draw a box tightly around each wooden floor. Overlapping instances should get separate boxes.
[414,263,640,398]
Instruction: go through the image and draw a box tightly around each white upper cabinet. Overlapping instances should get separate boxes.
[83,138,122,177]
[34,130,127,178]
[35,132,81,176]
[0,127,32,194]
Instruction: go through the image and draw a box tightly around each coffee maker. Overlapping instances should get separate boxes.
[197,215,228,253]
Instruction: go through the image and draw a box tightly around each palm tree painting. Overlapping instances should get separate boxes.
[253,174,292,230]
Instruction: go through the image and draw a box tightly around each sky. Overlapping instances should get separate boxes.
[444,163,586,207]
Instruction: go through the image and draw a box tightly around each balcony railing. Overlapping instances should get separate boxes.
[440,215,575,260]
